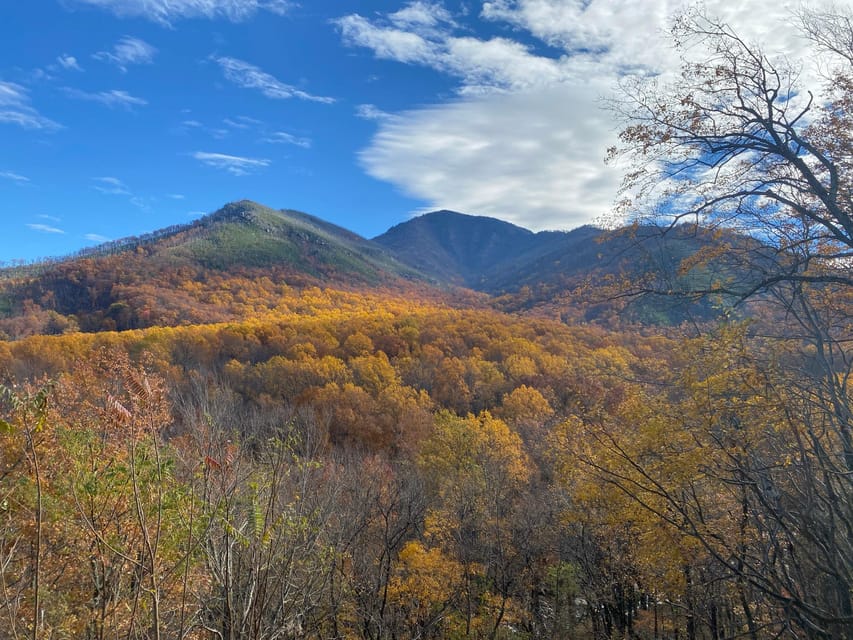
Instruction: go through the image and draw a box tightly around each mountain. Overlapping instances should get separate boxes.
[374,216,603,294]
[0,201,423,337]
[375,212,748,323]
[374,211,673,293]
[373,212,690,292]
[373,210,538,287]
[0,201,745,339]
[83,200,415,278]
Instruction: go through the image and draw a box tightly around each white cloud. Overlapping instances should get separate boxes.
[356,104,394,122]
[223,116,263,130]
[444,36,568,93]
[93,176,131,195]
[57,54,83,71]
[0,171,30,183]
[213,56,335,104]
[223,117,251,129]
[236,115,263,126]
[27,223,65,234]
[390,1,456,32]
[69,0,294,26]
[85,233,110,242]
[92,177,153,209]
[340,0,841,230]
[335,7,573,93]
[262,0,291,16]
[64,87,148,108]
[478,0,811,79]
[168,193,186,199]
[480,0,660,64]
[263,131,311,148]
[31,68,55,82]
[336,14,440,66]
[362,84,622,229]
[0,81,61,130]
[94,36,157,71]
[192,151,270,175]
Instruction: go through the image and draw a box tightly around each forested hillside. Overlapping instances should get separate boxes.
[0,285,846,639]
[0,291,776,639]
[0,199,744,340]
[0,201,427,338]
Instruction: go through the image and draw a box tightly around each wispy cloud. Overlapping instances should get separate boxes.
[336,14,438,66]
[64,87,147,108]
[38,214,61,222]
[336,8,570,94]
[175,118,230,139]
[92,176,151,210]
[389,1,457,32]
[192,151,270,176]
[93,36,157,71]
[85,233,110,242]
[69,0,294,26]
[223,117,251,130]
[168,193,185,199]
[183,114,297,145]
[57,54,83,71]
[223,115,262,129]
[27,223,65,234]
[30,68,56,83]
[92,176,131,195]
[262,131,311,148]
[0,170,30,183]
[355,104,395,122]
[129,195,151,211]
[0,81,61,130]
[213,56,335,104]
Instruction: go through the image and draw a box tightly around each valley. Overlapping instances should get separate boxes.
[0,198,845,639]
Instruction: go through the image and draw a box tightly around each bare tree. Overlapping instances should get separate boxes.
[611,9,853,286]
[599,8,853,638]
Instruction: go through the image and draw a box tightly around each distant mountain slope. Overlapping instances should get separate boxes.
[373,210,537,287]
[477,225,604,292]
[0,201,424,337]
[374,211,637,293]
[154,200,415,278]
[0,202,754,339]
[376,211,751,323]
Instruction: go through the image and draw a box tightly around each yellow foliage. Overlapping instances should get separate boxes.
[388,540,462,624]
[498,384,554,427]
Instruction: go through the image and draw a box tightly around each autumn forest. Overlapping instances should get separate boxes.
[2,8,853,640]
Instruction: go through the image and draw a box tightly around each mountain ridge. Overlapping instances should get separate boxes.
[0,201,429,337]
[373,210,538,287]
[0,200,738,338]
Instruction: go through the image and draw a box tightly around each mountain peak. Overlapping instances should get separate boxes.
[374,210,537,286]
[395,209,534,234]
[199,200,279,226]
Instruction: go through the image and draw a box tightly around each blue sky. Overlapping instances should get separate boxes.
[0,0,827,262]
